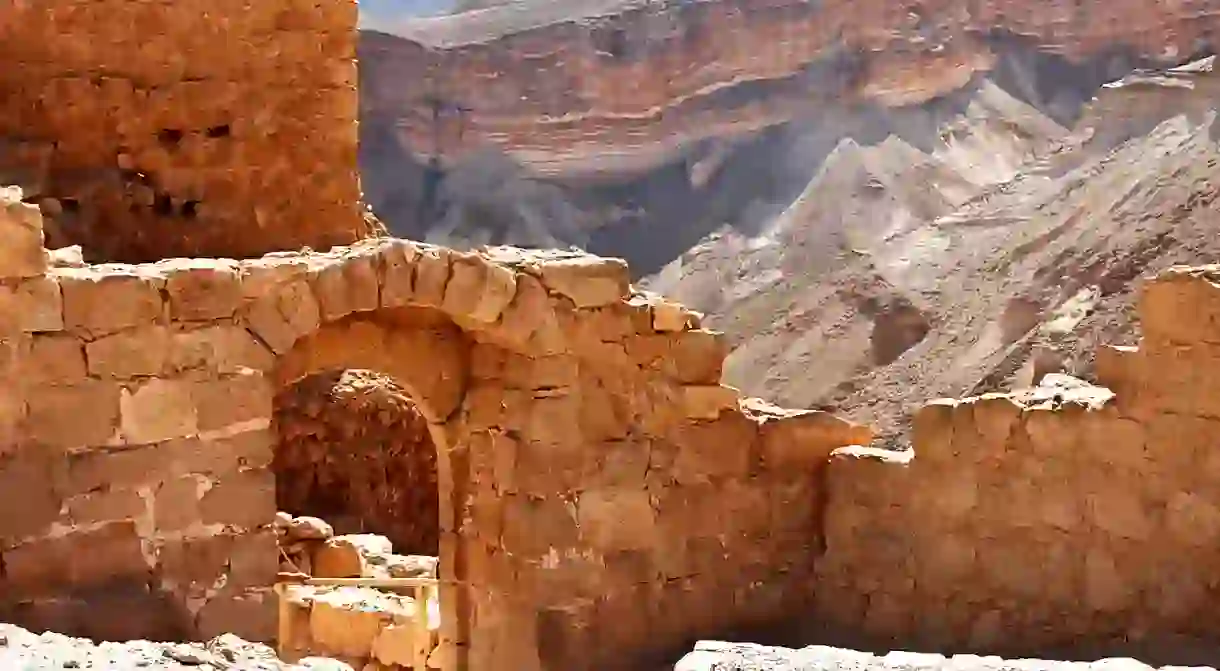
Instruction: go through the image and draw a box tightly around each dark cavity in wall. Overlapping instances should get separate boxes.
[272,369,440,556]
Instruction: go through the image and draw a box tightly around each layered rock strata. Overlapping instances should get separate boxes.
[363,0,1220,178]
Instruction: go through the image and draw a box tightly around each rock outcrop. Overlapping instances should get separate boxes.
[364,0,1219,178]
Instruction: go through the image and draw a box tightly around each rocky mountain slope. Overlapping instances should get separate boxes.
[356,1,1220,439]
[652,58,1220,437]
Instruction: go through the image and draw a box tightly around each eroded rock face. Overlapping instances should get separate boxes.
[274,369,440,556]
[363,0,1218,178]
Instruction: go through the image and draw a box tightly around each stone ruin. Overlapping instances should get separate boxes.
[8,1,1220,671]
[0,0,374,263]
[0,185,870,669]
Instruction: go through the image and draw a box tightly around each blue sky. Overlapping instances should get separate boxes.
[359,0,461,27]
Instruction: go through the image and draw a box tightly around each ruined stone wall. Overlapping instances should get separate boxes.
[0,187,867,670]
[0,0,370,262]
[816,266,1220,657]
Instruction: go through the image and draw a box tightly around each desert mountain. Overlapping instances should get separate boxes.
[355,0,1220,437]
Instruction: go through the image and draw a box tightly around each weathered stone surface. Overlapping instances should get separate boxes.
[0,3,371,263]
[0,187,46,279]
[673,641,1205,671]
[0,623,339,670]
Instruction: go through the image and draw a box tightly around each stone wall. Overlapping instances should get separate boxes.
[816,266,1220,658]
[0,187,869,671]
[0,0,371,263]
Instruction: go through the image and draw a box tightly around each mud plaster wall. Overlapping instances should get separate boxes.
[816,267,1220,657]
[0,192,869,671]
[0,0,368,263]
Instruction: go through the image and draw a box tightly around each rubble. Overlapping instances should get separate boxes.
[0,623,355,671]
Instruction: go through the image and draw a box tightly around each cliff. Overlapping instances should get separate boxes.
[357,1,1220,437]
[361,0,1217,179]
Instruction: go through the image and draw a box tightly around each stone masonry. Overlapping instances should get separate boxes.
[0,187,871,671]
[817,266,1220,659]
[0,0,372,262]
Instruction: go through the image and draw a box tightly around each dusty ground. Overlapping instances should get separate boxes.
[0,623,350,670]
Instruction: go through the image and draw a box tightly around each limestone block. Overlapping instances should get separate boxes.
[228,529,280,589]
[58,267,164,337]
[196,588,277,643]
[377,239,421,309]
[192,370,273,432]
[535,256,630,308]
[240,255,313,301]
[87,326,171,379]
[494,274,563,353]
[288,516,335,542]
[681,384,739,420]
[198,469,276,529]
[243,277,321,354]
[668,330,729,384]
[120,378,197,444]
[308,587,414,658]
[0,452,63,544]
[372,622,427,668]
[757,407,874,469]
[22,333,86,384]
[910,398,959,461]
[577,487,656,550]
[13,276,63,333]
[26,380,121,448]
[442,255,518,324]
[154,475,205,532]
[1139,271,1220,345]
[0,187,47,279]
[1083,546,1133,612]
[163,259,243,321]
[313,534,394,579]
[652,299,699,332]
[0,385,22,458]
[66,487,146,526]
[412,247,454,308]
[170,325,275,374]
[311,250,379,322]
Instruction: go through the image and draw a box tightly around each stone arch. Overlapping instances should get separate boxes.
[270,309,473,668]
[0,196,873,671]
[229,238,875,670]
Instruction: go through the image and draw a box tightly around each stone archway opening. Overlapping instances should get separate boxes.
[269,303,473,670]
[272,368,440,556]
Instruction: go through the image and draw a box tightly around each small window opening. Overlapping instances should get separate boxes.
[153,194,174,216]
[157,129,184,147]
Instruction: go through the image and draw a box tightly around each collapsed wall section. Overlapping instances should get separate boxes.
[0,0,370,262]
[816,266,1220,658]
